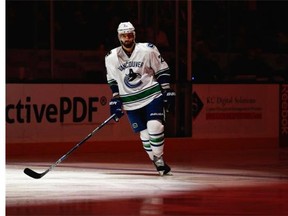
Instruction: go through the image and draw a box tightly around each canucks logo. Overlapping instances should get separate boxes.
[124,69,142,88]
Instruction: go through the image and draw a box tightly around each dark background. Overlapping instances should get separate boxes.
[6,0,288,83]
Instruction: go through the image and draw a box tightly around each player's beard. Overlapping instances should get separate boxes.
[121,40,135,49]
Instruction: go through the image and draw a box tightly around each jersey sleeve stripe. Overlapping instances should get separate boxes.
[108,79,119,94]
[155,68,170,77]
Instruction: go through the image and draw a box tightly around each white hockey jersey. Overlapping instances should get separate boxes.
[105,43,170,111]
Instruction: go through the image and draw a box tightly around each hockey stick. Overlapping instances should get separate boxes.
[24,113,116,179]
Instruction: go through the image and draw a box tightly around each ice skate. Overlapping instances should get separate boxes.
[153,155,172,176]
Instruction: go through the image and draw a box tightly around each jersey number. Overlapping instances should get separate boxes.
[158,55,165,63]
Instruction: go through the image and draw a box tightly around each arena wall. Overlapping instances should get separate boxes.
[6,84,286,147]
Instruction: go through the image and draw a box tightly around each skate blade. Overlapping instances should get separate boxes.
[158,171,173,176]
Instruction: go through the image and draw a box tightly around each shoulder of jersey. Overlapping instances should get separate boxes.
[137,42,156,49]
[105,47,118,59]
[136,43,158,54]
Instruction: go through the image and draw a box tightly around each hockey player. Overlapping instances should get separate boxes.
[105,22,176,176]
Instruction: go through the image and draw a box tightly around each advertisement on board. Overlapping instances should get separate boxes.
[192,84,279,139]
[6,84,138,143]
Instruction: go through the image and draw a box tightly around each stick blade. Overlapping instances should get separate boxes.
[24,168,45,179]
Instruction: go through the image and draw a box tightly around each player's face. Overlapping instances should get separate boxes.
[119,33,135,49]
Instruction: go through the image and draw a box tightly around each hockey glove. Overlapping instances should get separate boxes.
[109,97,124,121]
[162,89,176,113]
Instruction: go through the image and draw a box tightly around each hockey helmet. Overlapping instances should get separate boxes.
[117,22,135,34]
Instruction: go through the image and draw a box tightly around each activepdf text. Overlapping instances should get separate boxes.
[6,96,99,123]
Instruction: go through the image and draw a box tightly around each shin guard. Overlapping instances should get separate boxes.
[147,120,164,158]
[140,129,154,160]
